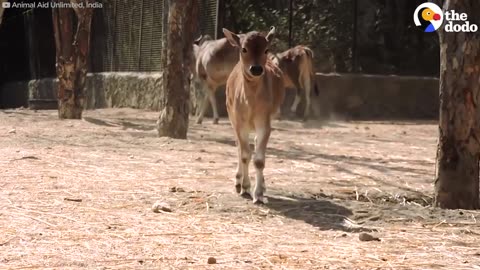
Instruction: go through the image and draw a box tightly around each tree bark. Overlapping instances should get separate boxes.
[0,0,8,26]
[434,0,480,209]
[52,0,94,119]
[157,0,198,138]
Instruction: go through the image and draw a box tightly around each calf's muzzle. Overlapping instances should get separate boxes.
[249,65,264,76]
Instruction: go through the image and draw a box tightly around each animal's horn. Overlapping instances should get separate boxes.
[266,26,276,42]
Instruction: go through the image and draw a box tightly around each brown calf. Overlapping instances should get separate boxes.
[223,27,285,204]
[270,45,319,120]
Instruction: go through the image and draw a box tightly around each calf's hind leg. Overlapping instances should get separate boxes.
[196,81,219,124]
[208,91,220,124]
[301,73,312,121]
[290,91,302,114]
[196,86,211,124]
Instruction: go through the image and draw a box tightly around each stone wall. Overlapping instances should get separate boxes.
[1,72,439,120]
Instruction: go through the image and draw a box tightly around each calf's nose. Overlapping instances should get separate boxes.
[249,65,264,76]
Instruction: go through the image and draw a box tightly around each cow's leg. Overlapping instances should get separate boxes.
[290,90,301,114]
[302,75,312,121]
[191,79,201,117]
[252,117,271,204]
[288,89,302,119]
[271,107,282,121]
[195,87,210,124]
[297,70,312,121]
[208,91,220,124]
[234,126,251,197]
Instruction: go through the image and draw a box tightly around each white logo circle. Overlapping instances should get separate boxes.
[413,3,444,31]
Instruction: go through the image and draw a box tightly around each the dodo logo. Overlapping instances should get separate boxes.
[414,2,478,32]
[413,3,444,32]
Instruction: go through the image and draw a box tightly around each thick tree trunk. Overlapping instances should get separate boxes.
[52,0,93,119]
[157,0,198,138]
[434,0,480,209]
[0,2,4,26]
[0,0,8,26]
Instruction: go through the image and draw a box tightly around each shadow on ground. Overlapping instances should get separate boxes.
[200,133,432,201]
[260,194,374,232]
[83,117,156,131]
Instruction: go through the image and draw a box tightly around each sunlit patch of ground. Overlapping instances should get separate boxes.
[1,108,478,269]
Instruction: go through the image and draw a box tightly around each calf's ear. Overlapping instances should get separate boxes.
[223,28,241,47]
[266,26,275,43]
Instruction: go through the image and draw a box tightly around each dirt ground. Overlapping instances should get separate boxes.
[1,108,479,270]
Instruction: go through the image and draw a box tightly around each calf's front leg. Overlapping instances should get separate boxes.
[252,117,271,204]
[234,127,252,197]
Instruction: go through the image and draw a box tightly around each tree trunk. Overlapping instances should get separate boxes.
[0,0,7,26]
[157,0,198,138]
[434,0,480,209]
[52,0,93,119]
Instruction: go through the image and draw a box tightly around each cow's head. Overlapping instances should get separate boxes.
[222,27,275,77]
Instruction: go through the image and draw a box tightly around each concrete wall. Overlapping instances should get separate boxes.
[197,73,440,120]
[16,72,163,110]
[311,73,439,120]
[0,72,439,120]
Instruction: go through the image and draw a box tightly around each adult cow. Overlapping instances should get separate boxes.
[223,26,285,204]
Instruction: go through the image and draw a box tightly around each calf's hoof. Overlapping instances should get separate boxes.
[235,184,241,194]
[196,118,203,125]
[253,196,268,205]
[252,184,267,204]
[213,118,219,124]
[241,191,252,199]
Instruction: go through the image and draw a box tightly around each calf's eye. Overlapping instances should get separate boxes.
[265,49,269,54]
[242,48,247,53]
